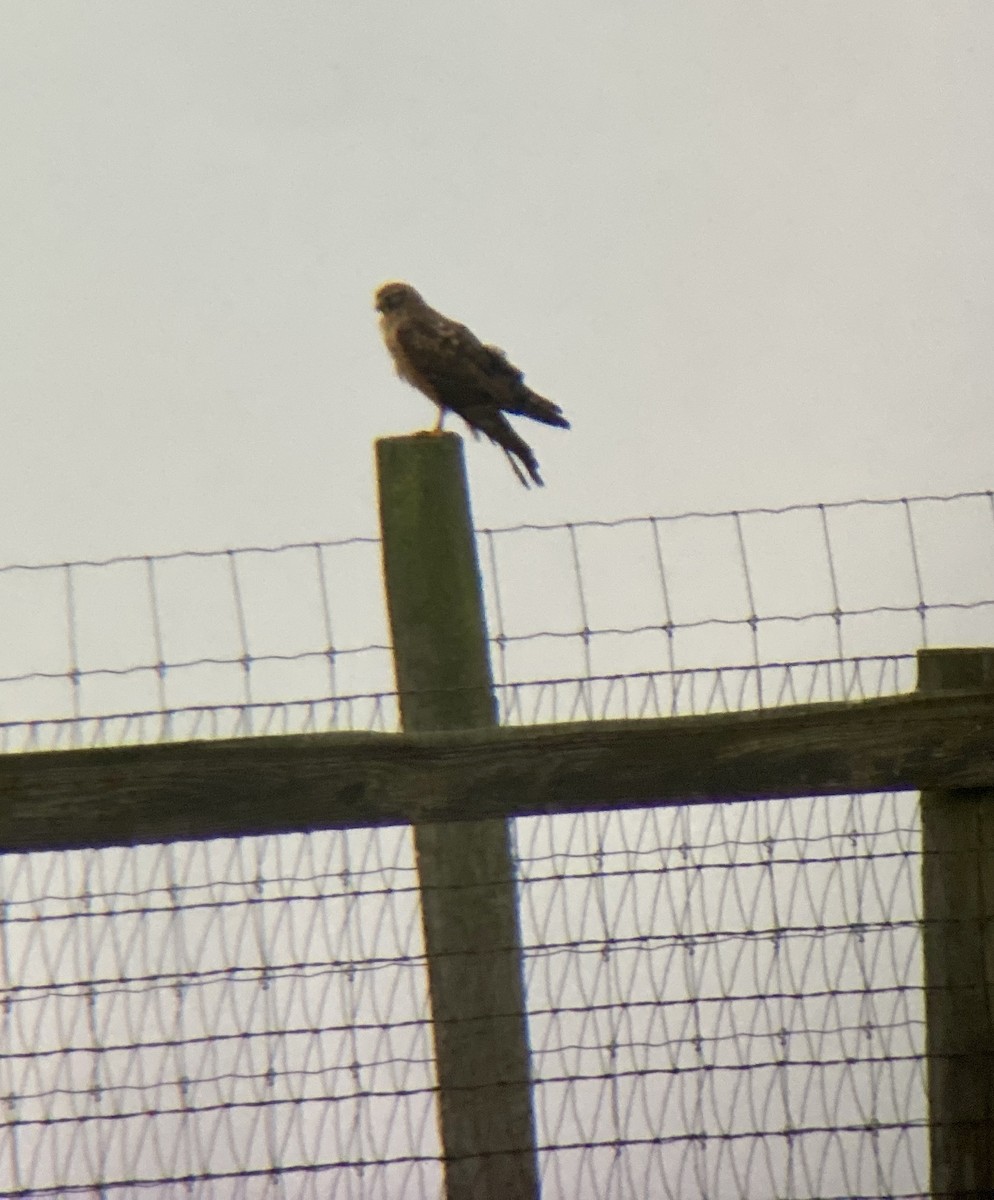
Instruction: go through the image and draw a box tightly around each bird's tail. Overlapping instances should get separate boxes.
[502,448,536,488]
[505,387,570,429]
[464,407,543,487]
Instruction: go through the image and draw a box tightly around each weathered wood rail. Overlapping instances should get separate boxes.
[0,682,991,854]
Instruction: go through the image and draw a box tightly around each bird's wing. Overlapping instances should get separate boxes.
[393,313,544,485]
[392,313,523,411]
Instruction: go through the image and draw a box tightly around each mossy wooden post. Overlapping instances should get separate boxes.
[376,432,540,1200]
[918,647,994,1197]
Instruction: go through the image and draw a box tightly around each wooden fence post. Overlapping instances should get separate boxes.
[376,432,540,1200]
[917,647,994,1197]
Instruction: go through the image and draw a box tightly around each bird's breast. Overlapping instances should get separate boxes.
[380,318,439,403]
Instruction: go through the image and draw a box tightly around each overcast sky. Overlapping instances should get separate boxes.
[2,2,991,567]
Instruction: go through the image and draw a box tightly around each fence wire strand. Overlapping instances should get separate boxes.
[0,489,993,1197]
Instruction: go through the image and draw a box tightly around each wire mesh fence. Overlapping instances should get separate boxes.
[0,790,927,1198]
[1,488,993,1198]
[0,489,991,749]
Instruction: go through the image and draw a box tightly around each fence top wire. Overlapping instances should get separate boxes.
[0,532,383,575]
[0,487,988,750]
[478,487,994,534]
[0,488,987,576]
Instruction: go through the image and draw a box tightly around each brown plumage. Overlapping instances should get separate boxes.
[374,281,569,487]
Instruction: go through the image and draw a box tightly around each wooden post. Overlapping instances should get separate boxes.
[917,647,994,1198]
[376,432,540,1200]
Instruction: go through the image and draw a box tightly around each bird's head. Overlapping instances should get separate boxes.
[374,281,423,315]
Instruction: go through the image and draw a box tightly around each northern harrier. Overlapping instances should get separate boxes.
[375,281,569,487]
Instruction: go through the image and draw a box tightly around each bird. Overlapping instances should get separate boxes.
[374,281,570,487]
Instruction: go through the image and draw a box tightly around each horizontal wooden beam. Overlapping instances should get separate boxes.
[1,685,993,853]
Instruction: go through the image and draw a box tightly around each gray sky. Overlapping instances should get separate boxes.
[2,2,992,566]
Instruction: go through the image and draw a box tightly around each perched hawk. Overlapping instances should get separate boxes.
[375,281,570,487]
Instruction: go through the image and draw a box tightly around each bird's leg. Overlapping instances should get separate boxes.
[414,406,447,438]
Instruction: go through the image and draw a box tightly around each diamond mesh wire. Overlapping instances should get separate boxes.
[1,489,993,1198]
[518,787,925,1200]
[0,829,439,1199]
